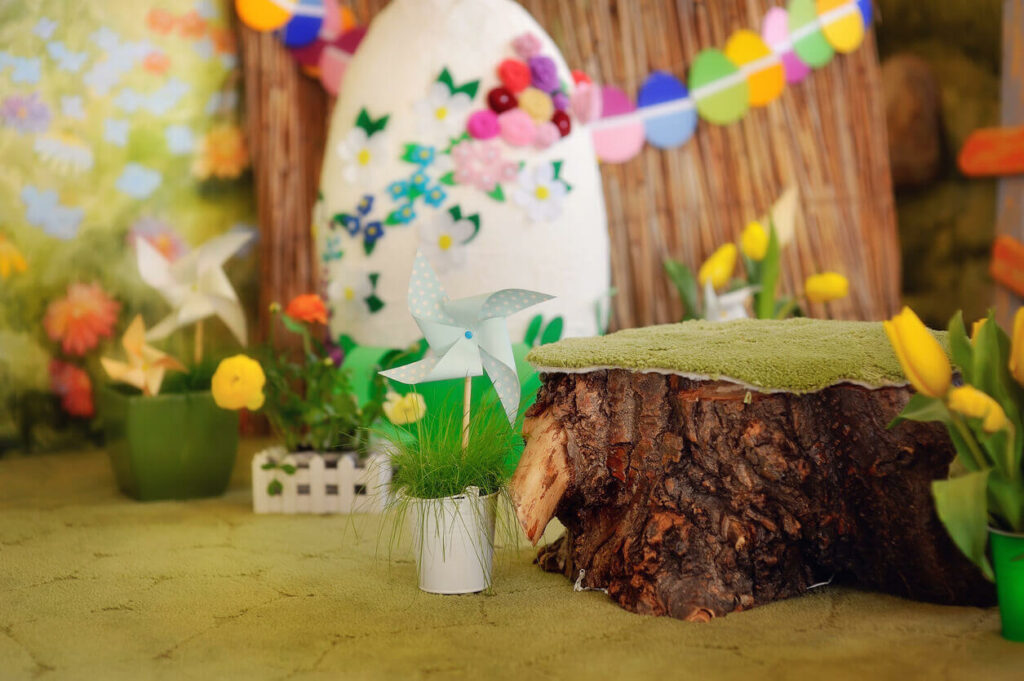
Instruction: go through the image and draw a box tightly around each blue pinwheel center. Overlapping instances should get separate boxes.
[464,330,473,339]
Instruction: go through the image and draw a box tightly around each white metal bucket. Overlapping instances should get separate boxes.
[412,488,498,594]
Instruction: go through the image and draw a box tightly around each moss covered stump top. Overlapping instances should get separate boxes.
[526,318,942,393]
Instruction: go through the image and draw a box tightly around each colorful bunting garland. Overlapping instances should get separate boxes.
[584,0,871,162]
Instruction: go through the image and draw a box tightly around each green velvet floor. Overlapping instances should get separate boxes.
[2,442,1022,680]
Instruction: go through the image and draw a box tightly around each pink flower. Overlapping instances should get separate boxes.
[571,82,602,124]
[452,140,518,193]
[499,108,536,147]
[533,122,560,150]
[467,110,500,140]
[50,360,94,418]
[1,93,51,133]
[513,32,543,59]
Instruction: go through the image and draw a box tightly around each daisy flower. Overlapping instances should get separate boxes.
[414,82,472,141]
[512,162,569,222]
[419,211,475,272]
[336,126,389,188]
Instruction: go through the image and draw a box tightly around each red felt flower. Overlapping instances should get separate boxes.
[43,282,120,356]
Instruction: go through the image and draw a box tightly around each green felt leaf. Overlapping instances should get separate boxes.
[363,240,376,256]
[524,315,543,347]
[540,317,564,346]
[439,171,456,186]
[337,334,356,355]
[447,205,462,220]
[757,224,780,320]
[385,212,403,226]
[267,479,283,496]
[401,144,418,163]
[664,259,700,320]
[366,294,385,314]
[280,464,297,475]
[932,471,995,581]
[369,114,389,136]
[355,108,372,134]
[454,80,480,99]
[487,184,505,202]
[463,214,481,243]
[368,272,380,288]
[948,311,974,384]
[438,68,455,93]
[260,462,276,471]
[552,160,563,178]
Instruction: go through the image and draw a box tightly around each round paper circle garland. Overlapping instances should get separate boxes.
[587,0,869,163]
[279,0,325,48]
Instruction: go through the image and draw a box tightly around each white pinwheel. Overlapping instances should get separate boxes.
[380,252,552,424]
[135,230,253,345]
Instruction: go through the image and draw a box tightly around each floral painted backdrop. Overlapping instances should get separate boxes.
[0,0,256,451]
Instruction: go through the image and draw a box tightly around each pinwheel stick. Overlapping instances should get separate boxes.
[462,376,471,452]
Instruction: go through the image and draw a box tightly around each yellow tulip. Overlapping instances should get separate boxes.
[1011,308,1024,386]
[883,307,952,398]
[383,392,426,425]
[211,354,266,410]
[970,318,987,345]
[698,243,738,291]
[804,272,849,304]
[947,385,1008,433]
[739,221,769,262]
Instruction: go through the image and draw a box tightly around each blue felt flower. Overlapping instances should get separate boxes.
[392,204,416,225]
[338,214,361,236]
[410,171,429,190]
[357,195,374,216]
[414,145,434,166]
[388,181,408,201]
[424,186,446,208]
[364,221,384,246]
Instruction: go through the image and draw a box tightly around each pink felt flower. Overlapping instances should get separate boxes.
[467,109,500,140]
[452,140,518,193]
[533,122,561,150]
[499,108,536,147]
[513,32,543,59]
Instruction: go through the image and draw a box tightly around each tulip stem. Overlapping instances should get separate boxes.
[950,413,985,471]
[462,376,471,454]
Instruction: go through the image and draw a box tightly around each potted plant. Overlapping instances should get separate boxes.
[381,396,518,594]
[374,251,550,592]
[98,233,253,501]
[884,306,1024,641]
[240,294,392,514]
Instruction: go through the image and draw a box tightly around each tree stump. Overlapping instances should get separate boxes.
[512,370,995,621]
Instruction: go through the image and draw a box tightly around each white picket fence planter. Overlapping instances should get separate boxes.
[251,446,392,514]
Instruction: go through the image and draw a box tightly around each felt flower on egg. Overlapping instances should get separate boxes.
[327,270,384,316]
[337,125,390,188]
[451,140,518,194]
[512,162,570,222]
[414,81,473,141]
[419,208,478,272]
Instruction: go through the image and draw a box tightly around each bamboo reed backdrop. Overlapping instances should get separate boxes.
[239,0,900,338]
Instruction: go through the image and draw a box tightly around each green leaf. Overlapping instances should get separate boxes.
[454,80,480,98]
[267,479,283,496]
[948,311,974,384]
[280,464,297,475]
[363,239,376,256]
[487,184,505,202]
[988,469,1024,532]
[355,108,372,134]
[463,214,481,243]
[524,315,543,346]
[756,224,780,319]
[365,295,385,313]
[932,471,995,581]
[337,334,357,355]
[385,212,403,226]
[540,317,564,345]
[260,462,276,471]
[368,273,380,288]
[439,171,456,186]
[888,393,952,428]
[438,67,455,93]
[664,259,700,320]
[552,160,563,179]
[448,205,462,220]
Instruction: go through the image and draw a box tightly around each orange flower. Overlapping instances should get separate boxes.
[43,282,120,356]
[209,26,236,55]
[146,8,176,34]
[143,51,170,75]
[49,360,94,418]
[178,10,207,38]
[285,294,328,325]
[192,124,250,180]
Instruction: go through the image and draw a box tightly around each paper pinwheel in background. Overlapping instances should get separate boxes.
[136,231,253,350]
[101,315,186,396]
[380,252,552,426]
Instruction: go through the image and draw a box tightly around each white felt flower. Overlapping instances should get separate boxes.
[33,132,94,174]
[327,270,373,313]
[419,211,475,272]
[414,82,472,141]
[512,163,568,222]
[336,126,389,188]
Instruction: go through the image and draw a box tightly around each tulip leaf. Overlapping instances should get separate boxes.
[931,471,994,581]
[889,392,951,429]
[540,317,564,346]
[988,469,1024,532]
[756,223,780,320]
[948,311,974,384]
[665,259,701,320]
[524,314,543,347]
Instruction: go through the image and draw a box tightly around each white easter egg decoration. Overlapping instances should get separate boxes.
[316,0,610,348]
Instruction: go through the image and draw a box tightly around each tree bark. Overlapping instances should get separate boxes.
[514,370,995,621]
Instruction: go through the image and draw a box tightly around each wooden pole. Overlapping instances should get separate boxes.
[462,375,471,452]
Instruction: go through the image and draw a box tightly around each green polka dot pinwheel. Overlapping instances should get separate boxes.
[380,251,552,427]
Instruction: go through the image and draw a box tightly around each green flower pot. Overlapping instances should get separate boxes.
[100,387,239,501]
[990,528,1024,643]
